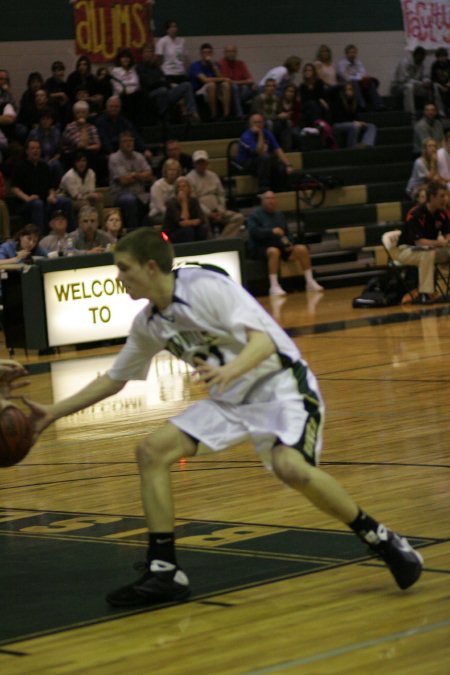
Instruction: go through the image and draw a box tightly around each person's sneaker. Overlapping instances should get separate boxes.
[270,285,286,296]
[368,525,423,590]
[306,281,324,292]
[106,560,190,607]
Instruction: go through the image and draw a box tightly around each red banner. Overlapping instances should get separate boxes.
[71,0,153,63]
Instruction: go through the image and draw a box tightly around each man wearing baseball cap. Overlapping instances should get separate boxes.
[187,149,244,238]
[40,210,73,255]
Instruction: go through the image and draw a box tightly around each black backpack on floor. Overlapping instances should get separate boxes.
[352,273,405,308]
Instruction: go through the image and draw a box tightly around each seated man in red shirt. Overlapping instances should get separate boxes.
[397,180,450,304]
[219,44,256,118]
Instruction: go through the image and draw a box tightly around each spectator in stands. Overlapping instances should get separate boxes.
[189,43,232,120]
[299,62,336,149]
[0,127,7,164]
[299,63,330,124]
[44,60,70,125]
[95,95,150,159]
[413,102,444,155]
[0,223,48,263]
[0,169,10,240]
[251,79,280,128]
[0,123,6,147]
[59,149,103,221]
[273,84,302,151]
[10,138,74,233]
[219,45,255,118]
[0,69,18,141]
[155,138,193,177]
[109,130,153,230]
[437,130,450,188]
[102,207,125,242]
[247,191,323,295]
[94,67,113,108]
[40,210,74,253]
[73,84,98,120]
[390,47,433,117]
[156,19,189,84]
[149,158,181,224]
[61,100,101,169]
[314,45,339,91]
[34,88,61,128]
[430,47,450,117]
[258,56,302,94]
[17,72,45,132]
[111,48,142,124]
[45,61,68,103]
[337,44,384,111]
[330,82,377,148]
[27,108,63,187]
[163,176,207,243]
[236,113,293,193]
[397,181,450,304]
[187,149,244,238]
[406,137,442,199]
[136,43,199,122]
[72,205,114,253]
[67,56,102,110]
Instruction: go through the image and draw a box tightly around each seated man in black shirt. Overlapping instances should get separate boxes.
[10,138,74,234]
[136,43,198,122]
[397,180,450,303]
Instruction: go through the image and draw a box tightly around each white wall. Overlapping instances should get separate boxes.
[0,31,413,98]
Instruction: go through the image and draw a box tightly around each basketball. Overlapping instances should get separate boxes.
[0,404,33,467]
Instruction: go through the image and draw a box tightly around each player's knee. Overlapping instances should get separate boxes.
[271,446,311,488]
[136,437,165,469]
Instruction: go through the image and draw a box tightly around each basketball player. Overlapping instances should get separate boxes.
[27,228,423,607]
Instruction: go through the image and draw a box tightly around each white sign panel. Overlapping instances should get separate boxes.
[43,249,241,347]
[400,0,450,50]
[50,352,193,429]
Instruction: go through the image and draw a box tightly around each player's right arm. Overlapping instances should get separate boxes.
[26,373,126,440]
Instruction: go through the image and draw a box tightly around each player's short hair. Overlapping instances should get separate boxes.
[115,228,174,273]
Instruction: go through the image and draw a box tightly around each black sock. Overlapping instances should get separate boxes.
[348,509,381,545]
[148,532,177,566]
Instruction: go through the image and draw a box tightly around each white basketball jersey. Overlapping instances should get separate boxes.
[108,267,308,404]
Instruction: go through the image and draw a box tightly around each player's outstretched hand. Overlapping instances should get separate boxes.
[193,357,236,393]
[22,398,55,443]
[0,360,29,398]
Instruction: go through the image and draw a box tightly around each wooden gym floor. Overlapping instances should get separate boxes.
[0,286,449,674]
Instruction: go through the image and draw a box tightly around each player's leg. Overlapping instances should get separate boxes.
[106,422,197,608]
[137,421,198,532]
[271,444,423,590]
[267,246,285,295]
[272,445,358,520]
[288,245,324,292]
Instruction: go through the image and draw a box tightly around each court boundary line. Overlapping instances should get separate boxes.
[244,617,450,674]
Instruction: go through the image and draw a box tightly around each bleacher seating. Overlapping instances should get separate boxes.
[142,108,415,292]
[2,107,415,295]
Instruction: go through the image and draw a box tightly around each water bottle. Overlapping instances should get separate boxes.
[65,236,75,257]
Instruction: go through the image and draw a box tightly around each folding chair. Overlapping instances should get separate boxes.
[434,252,450,299]
[381,230,418,298]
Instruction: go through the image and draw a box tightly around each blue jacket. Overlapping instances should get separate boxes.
[0,240,48,260]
